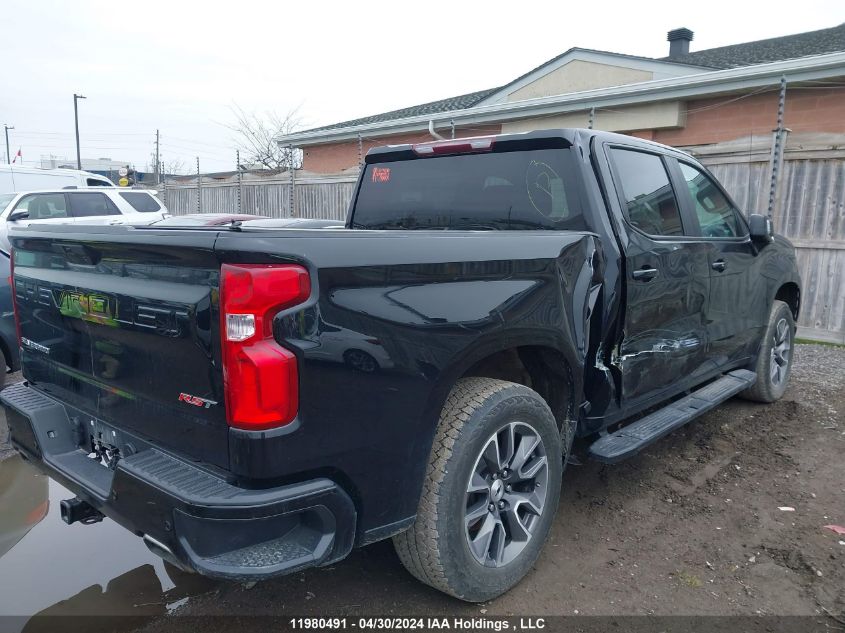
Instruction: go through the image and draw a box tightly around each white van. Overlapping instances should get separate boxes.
[0,165,113,192]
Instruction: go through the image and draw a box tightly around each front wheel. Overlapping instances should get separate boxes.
[392,377,563,602]
[741,299,795,403]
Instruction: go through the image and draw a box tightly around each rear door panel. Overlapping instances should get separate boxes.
[618,231,713,400]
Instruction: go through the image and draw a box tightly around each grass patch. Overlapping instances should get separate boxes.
[795,338,845,348]
[677,570,703,588]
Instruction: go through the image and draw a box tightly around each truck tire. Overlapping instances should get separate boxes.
[393,377,563,601]
[741,300,795,403]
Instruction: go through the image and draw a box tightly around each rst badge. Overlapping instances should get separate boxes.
[177,392,218,409]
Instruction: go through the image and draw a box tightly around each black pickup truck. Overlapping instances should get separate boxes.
[1,129,800,601]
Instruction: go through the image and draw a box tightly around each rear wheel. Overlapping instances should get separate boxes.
[393,377,563,602]
[741,300,795,403]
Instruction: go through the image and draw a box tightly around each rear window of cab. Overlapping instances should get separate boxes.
[352,148,586,232]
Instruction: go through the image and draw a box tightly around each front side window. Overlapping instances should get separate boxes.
[679,163,747,238]
[68,192,122,217]
[13,193,69,220]
[610,148,684,237]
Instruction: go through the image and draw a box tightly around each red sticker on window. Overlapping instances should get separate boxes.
[372,167,391,183]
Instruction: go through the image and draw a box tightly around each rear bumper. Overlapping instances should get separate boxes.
[0,381,356,580]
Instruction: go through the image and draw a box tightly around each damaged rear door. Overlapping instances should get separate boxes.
[606,146,712,402]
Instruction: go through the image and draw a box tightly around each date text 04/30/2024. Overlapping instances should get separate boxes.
[289,617,546,630]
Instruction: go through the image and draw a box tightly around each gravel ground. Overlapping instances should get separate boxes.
[1,345,843,629]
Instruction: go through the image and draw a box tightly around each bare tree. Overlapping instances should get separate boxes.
[160,157,187,176]
[227,105,302,171]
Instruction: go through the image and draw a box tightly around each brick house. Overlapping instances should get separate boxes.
[278,23,845,175]
[267,23,845,342]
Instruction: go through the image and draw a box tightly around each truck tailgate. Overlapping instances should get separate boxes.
[11,230,228,467]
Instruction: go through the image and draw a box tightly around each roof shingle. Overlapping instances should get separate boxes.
[661,22,845,69]
[302,87,501,134]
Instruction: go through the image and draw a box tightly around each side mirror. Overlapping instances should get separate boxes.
[748,213,773,244]
[7,210,29,222]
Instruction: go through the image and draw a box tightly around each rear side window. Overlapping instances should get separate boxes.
[352,148,585,231]
[87,177,113,186]
[68,192,122,217]
[678,163,748,238]
[14,193,69,220]
[119,192,161,212]
[610,148,683,237]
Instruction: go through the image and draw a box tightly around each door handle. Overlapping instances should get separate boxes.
[632,266,659,281]
[711,259,727,272]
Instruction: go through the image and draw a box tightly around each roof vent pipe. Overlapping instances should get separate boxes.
[428,120,445,141]
[667,28,694,57]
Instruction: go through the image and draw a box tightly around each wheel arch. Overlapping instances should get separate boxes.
[424,334,584,444]
[774,281,800,321]
[459,345,577,433]
[397,334,584,547]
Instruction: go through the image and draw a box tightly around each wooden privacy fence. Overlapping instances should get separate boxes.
[159,175,357,221]
[705,156,845,344]
[159,156,845,343]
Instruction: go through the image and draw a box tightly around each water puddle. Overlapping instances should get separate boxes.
[0,454,218,632]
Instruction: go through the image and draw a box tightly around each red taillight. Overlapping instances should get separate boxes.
[9,249,21,345]
[412,136,495,156]
[220,263,310,430]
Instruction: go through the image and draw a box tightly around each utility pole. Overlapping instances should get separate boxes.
[73,93,86,170]
[450,119,455,139]
[288,144,296,218]
[3,125,13,164]
[155,129,160,185]
[357,133,363,171]
[196,157,201,213]
[767,75,788,219]
[588,107,595,130]
[236,149,243,213]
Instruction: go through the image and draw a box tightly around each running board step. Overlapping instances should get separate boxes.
[589,369,756,464]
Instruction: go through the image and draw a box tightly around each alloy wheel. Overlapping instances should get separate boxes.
[770,317,792,386]
[464,422,549,567]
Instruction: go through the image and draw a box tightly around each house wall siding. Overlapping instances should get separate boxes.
[507,60,652,102]
[502,101,685,135]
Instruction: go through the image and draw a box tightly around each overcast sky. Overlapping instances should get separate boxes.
[2,0,843,173]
